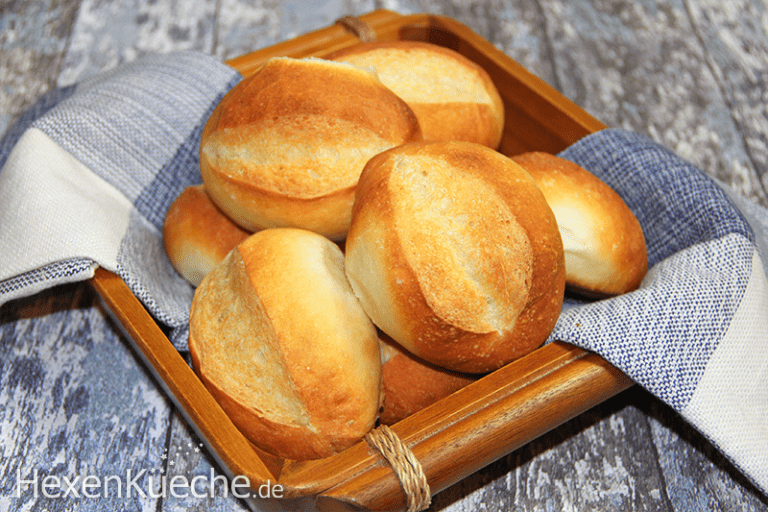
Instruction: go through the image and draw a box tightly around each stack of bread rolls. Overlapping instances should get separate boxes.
[162,41,647,461]
[199,56,422,241]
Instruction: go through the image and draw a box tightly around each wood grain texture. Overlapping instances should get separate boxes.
[1,1,767,511]
[0,0,80,136]
[540,0,768,208]
[56,0,218,86]
[313,343,631,511]
[0,283,171,510]
[82,19,622,509]
[685,0,768,208]
[429,388,675,512]
[214,0,379,61]
[155,410,247,512]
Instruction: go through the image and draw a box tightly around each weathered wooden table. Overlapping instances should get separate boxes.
[1,0,767,510]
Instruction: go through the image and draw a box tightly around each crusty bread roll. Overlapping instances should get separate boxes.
[189,228,381,460]
[163,184,251,286]
[199,56,422,241]
[345,141,565,374]
[379,332,477,425]
[511,152,648,297]
[326,41,505,149]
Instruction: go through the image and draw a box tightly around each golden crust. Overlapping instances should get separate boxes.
[189,228,381,460]
[345,141,565,373]
[326,41,505,148]
[512,152,648,296]
[378,332,477,425]
[200,57,421,241]
[162,184,251,286]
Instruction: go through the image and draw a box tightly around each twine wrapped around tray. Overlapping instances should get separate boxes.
[336,15,378,42]
[365,425,432,512]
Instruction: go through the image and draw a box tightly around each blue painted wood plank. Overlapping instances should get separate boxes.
[2,1,767,511]
[540,0,767,208]
[212,0,376,61]
[0,0,80,137]
[56,0,218,86]
[685,0,768,207]
[0,284,171,510]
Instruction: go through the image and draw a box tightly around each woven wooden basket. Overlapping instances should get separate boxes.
[92,10,632,512]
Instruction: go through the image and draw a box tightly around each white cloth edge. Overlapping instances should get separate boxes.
[0,128,132,280]
[682,248,768,495]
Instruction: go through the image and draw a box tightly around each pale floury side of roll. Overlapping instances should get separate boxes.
[345,141,565,374]
[163,184,251,287]
[512,152,648,297]
[199,57,422,241]
[326,41,505,149]
[189,228,381,460]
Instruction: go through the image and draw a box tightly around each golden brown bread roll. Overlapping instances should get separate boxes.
[379,332,477,425]
[344,141,565,374]
[189,228,381,460]
[511,152,648,297]
[199,56,422,241]
[162,184,251,287]
[326,41,505,149]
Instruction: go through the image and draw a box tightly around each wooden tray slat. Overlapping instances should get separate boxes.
[226,10,409,76]
[315,345,630,512]
[289,342,631,503]
[91,10,632,512]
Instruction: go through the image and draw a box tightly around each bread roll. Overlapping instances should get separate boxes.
[511,152,648,297]
[345,141,565,374]
[189,228,381,460]
[162,184,251,286]
[199,56,422,241]
[379,332,477,425]
[326,41,504,149]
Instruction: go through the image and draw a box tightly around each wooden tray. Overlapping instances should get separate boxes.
[91,10,633,512]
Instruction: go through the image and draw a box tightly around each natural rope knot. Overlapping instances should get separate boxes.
[365,425,432,512]
[335,15,378,43]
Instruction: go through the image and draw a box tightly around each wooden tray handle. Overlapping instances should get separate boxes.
[314,343,632,512]
[364,425,431,512]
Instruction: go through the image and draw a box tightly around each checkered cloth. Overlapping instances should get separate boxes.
[0,51,766,497]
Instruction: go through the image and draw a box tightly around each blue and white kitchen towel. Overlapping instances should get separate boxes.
[0,51,766,497]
